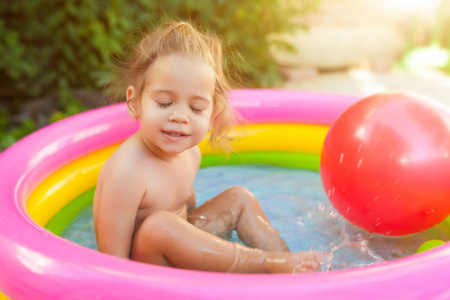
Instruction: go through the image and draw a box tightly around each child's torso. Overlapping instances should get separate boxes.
[133,148,198,231]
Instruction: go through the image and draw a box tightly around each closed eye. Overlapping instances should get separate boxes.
[156,102,172,108]
[190,106,203,114]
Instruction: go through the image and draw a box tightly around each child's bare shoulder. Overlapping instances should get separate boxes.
[100,144,139,179]
[97,137,150,197]
[188,146,202,169]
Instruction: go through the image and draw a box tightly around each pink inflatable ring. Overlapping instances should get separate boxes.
[0,89,450,299]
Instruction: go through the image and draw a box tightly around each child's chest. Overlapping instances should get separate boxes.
[139,158,197,212]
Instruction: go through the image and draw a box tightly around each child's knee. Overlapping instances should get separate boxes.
[131,211,176,259]
[137,211,176,238]
[229,186,258,207]
[228,185,254,199]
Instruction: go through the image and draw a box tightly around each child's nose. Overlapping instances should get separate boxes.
[169,106,189,123]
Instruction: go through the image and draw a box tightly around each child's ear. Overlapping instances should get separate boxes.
[126,86,140,118]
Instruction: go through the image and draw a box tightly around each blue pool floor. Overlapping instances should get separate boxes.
[61,164,449,271]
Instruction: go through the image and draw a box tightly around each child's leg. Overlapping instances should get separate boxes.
[188,186,289,252]
[131,210,322,273]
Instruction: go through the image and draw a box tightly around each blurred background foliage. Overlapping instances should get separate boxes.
[397,0,450,73]
[0,0,321,151]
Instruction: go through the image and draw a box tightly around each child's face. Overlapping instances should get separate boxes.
[129,54,215,156]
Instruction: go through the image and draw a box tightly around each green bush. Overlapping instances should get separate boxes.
[1,0,319,102]
[0,0,136,100]
[0,108,37,151]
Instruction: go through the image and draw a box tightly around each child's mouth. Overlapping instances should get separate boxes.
[167,132,183,137]
[162,130,189,139]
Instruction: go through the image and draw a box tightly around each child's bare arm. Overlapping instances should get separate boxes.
[186,147,200,212]
[96,171,144,259]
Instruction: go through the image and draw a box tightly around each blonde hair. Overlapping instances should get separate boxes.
[108,20,236,151]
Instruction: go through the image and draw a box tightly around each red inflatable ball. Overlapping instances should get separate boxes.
[320,92,450,236]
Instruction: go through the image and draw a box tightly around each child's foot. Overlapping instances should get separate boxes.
[265,250,325,273]
[227,243,325,274]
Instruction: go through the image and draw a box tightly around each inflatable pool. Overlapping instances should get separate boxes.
[0,89,449,299]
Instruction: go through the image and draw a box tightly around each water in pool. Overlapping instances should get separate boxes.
[61,164,449,271]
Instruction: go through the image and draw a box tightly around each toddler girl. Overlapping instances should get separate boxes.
[93,20,323,273]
